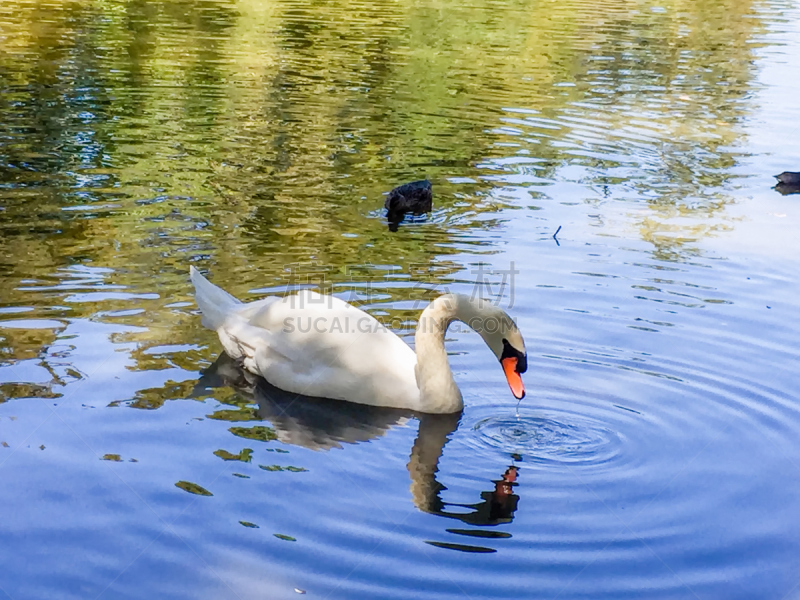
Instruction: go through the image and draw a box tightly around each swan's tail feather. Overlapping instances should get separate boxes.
[190,266,242,330]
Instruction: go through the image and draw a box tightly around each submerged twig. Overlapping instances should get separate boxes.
[553,225,562,246]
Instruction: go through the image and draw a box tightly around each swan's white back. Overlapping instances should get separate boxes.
[191,267,422,410]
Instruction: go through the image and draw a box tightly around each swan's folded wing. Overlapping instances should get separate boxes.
[242,291,420,408]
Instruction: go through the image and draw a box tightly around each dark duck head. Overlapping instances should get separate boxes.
[775,171,800,185]
[385,180,433,231]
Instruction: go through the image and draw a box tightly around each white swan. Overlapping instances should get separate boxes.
[190,266,527,414]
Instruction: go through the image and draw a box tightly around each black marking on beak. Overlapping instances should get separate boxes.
[501,338,527,374]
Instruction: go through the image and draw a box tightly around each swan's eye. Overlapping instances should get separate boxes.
[501,338,527,374]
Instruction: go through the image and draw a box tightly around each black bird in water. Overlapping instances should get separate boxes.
[385,179,432,231]
[775,171,800,185]
[774,172,800,195]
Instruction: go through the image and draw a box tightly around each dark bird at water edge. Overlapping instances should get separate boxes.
[773,172,800,195]
[774,171,800,185]
[385,180,432,231]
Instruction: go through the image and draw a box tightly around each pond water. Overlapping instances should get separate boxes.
[2,0,800,598]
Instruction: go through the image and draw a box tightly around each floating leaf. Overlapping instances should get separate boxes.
[214,448,253,462]
[285,466,308,472]
[239,521,259,528]
[232,473,250,479]
[175,480,213,496]
[229,425,277,442]
[265,448,289,453]
[259,464,282,472]
[101,454,122,462]
[273,533,296,542]
[2,441,9,448]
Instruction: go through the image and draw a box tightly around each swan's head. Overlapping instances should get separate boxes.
[486,313,527,400]
[498,333,527,399]
[435,294,528,400]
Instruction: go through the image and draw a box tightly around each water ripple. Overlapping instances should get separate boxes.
[471,412,622,467]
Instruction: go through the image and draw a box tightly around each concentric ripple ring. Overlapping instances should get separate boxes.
[471,411,623,467]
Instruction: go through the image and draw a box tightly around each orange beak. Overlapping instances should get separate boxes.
[502,357,525,399]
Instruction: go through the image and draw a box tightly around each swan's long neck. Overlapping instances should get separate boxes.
[414,293,522,413]
[414,295,472,413]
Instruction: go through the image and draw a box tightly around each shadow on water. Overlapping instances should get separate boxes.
[196,353,521,552]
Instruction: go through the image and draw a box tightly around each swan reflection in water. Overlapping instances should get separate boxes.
[196,354,521,551]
